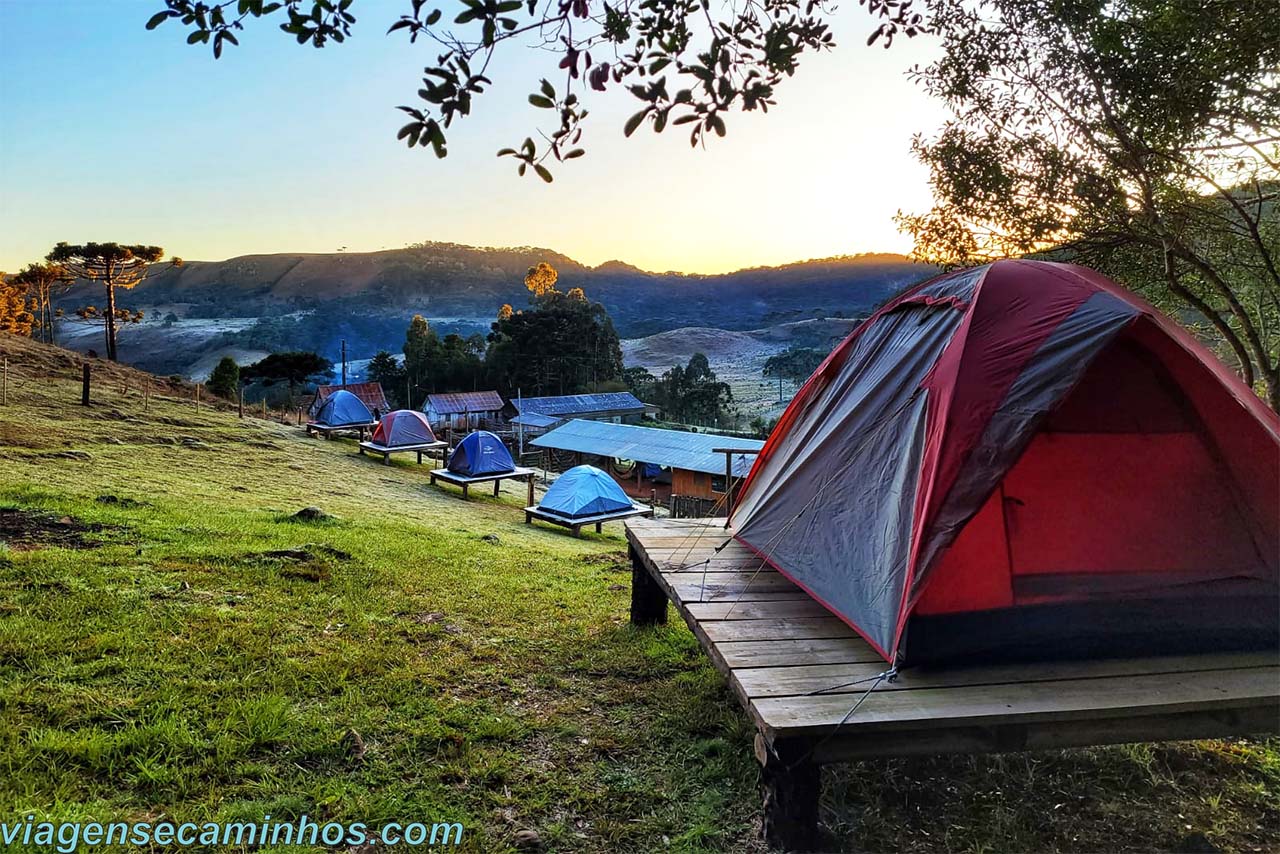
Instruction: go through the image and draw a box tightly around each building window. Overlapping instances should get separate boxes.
[711,475,727,493]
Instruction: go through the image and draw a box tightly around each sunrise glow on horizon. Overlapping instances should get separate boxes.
[0,1,945,275]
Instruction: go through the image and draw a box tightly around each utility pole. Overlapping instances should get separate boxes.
[341,339,347,387]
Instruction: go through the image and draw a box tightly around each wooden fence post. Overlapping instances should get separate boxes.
[2,357,7,406]
[238,387,244,418]
[81,363,91,406]
[195,383,201,412]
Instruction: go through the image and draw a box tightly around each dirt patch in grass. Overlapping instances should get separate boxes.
[0,508,110,550]
[249,543,353,582]
[95,494,148,509]
[581,551,629,570]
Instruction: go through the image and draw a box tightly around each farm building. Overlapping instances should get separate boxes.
[309,382,389,418]
[509,392,655,436]
[423,390,506,431]
[530,419,763,509]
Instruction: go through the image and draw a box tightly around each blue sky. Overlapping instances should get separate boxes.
[0,0,945,273]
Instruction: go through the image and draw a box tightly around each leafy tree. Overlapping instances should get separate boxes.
[622,365,658,401]
[0,277,35,336]
[45,242,182,361]
[763,347,825,386]
[750,415,778,440]
[367,350,407,408]
[898,0,1280,408]
[148,0,923,178]
[497,303,514,322]
[524,262,559,298]
[487,280,623,395]
[652,352,734,426]
[12,262,72,344]
[402,314,440,408]
[207,356,241,399]
[242,351,333,407]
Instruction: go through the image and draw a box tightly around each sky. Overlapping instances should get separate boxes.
[0,0,945,274]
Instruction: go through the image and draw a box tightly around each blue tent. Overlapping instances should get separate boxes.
[447,431,515,476]
[314,389,373,426]
[539,465,634,518]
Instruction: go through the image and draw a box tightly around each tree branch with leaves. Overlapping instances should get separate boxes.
[147,0,923,180]
[897,0,1280,408]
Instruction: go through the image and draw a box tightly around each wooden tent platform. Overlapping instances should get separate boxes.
[429,466,537,503]
[357,440,447,466]
[524,504,653,537]
[305,421,376,440]
[624,517,1280,850]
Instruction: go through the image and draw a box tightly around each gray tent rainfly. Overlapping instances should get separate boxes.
[731,260,1280,666]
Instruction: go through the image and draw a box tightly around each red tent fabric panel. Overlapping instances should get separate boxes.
[1001,431,1265,578]
[914,488,1012,615]
[1125,320,1279,571]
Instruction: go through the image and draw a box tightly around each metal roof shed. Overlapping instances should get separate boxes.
[530,420,763,477]
[424,391,505,415]
[512,392,652,420]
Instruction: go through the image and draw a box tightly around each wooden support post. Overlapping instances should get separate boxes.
[756,735,822,852]
[238,387,244,418]
[526,475,535,508]
[725,453,733,516]
[2,357,7,405]
[262,399,267,418]
[81,363,91,406]
[493,480,501,497]
[195,383,201,412]
[629,543,668,625]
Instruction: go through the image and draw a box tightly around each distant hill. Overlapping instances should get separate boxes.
[53,242,933,375]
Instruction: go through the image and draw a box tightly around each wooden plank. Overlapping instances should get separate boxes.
[750,666,1280,737]
[686,599,834,622]
[734,651,1279,699]
[719,638,885,669]
[700,617,859,644]
[801,705,1280,763]
[430,466,536,486]
[666,579,804,605]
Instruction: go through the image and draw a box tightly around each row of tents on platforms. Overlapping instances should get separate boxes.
[308,386,655,435]
[308,395,641,522]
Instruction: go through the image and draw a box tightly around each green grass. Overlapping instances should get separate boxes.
[0,339,1276,852]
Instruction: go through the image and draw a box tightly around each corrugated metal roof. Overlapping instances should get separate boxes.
[531,420,764,476]
[511,412,561,428]
[513,392,648,417]
[311,382,388,415]
[424,390,505,415]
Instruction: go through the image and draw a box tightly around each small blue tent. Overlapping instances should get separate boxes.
[314,389,374,426]
[447,431,515,476]
[539,465,634,518]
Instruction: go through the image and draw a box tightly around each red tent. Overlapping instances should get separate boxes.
[732,260,1279,665]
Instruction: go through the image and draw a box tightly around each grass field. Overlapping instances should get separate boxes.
[0,335,1277,853]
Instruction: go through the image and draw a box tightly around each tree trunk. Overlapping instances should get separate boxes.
[104,282,118,361]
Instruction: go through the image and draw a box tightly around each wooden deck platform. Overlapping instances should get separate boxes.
[624,517,1280,850]
[524,504,654,537]
[429,466,537,504]
[357,440,447,466]
[305,421,376,440]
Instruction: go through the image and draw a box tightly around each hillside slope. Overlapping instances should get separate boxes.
[52,245,928,376]
[1,332,1275,854]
